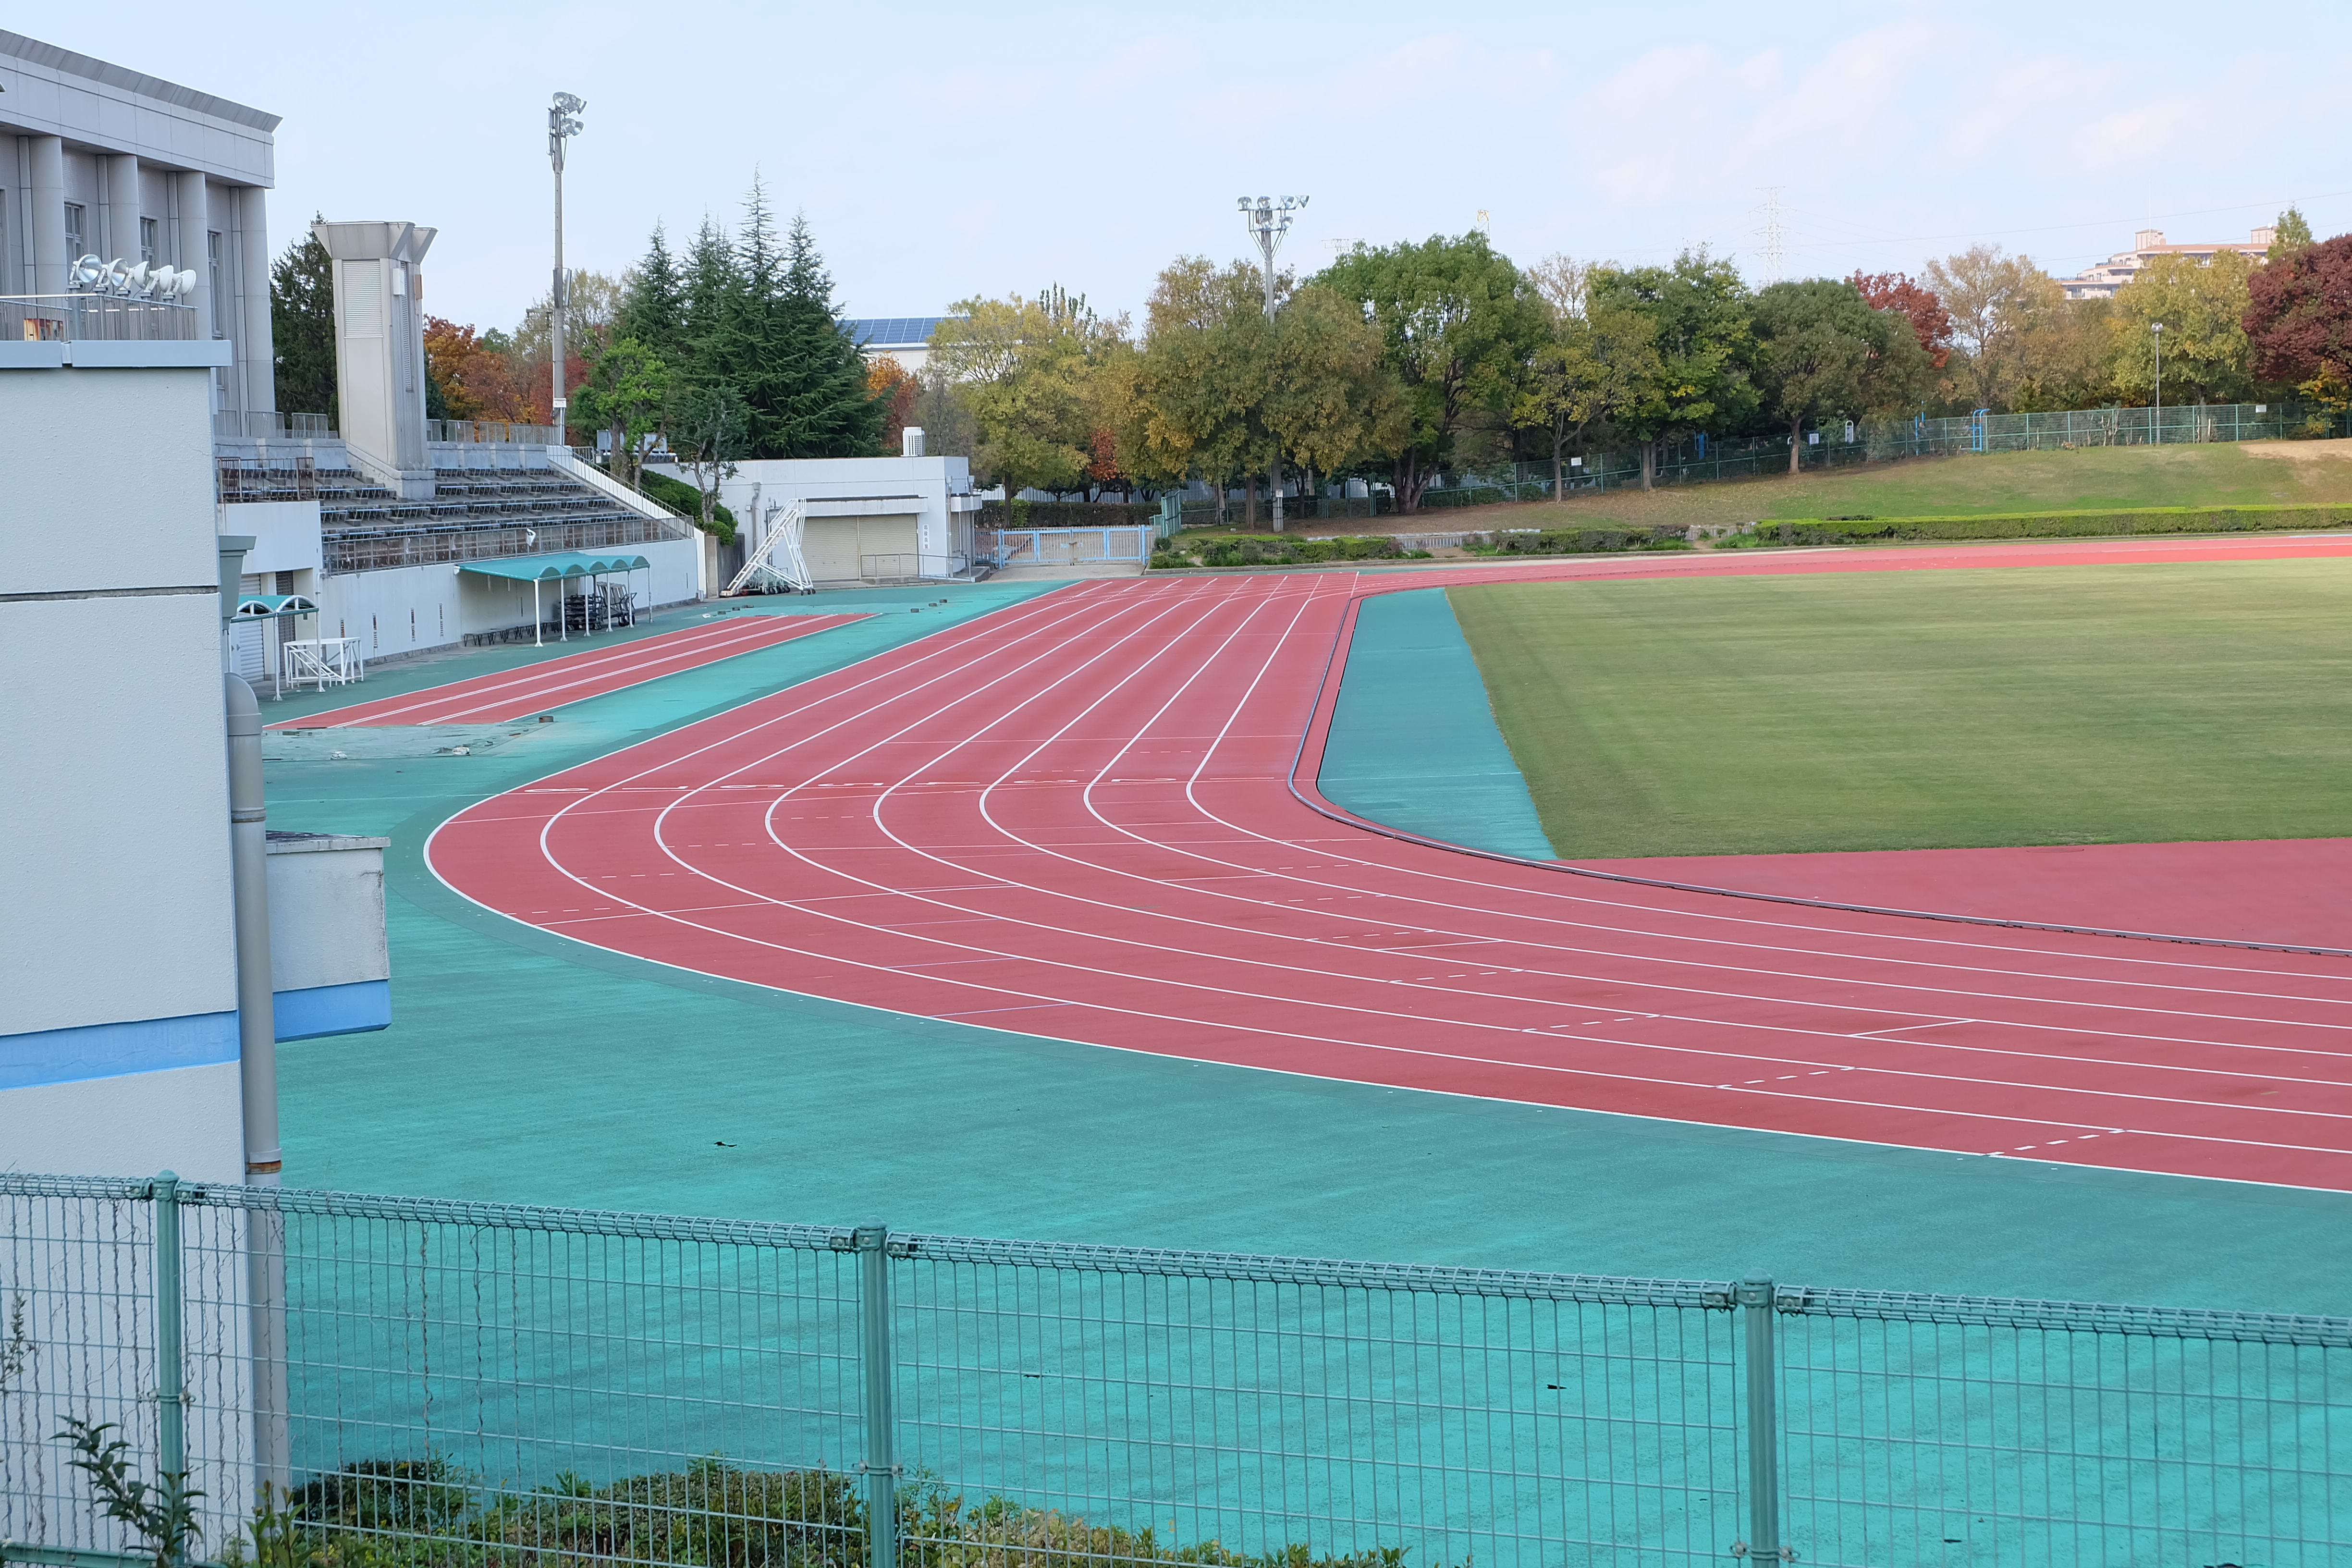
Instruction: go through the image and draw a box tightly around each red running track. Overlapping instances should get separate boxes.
[286,613,867,727]
[428,537,2352,1190]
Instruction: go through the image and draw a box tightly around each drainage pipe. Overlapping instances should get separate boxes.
[223,672,291,1500]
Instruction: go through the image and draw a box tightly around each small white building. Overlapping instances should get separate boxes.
[659,443,985,588]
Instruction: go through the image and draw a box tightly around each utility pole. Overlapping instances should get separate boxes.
[1240,195,1307,528]
[2151,321,2164,444]
[549,92,585,444]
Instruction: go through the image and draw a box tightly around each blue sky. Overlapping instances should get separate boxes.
[40,2,2352,334]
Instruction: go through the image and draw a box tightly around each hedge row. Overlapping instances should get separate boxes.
[978,500,1159,529]
[1156,535,1409,568]
[1469,526,1690,556]
[634,468,736,541]
[1722,504,2352,549]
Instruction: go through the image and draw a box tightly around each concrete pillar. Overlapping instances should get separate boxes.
[172,172,213,340]
[238,187,275,416]
[101,153,140,261]
[28,135,66,294]
[314,220,438,498]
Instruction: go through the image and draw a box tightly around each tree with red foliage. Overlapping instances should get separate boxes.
[1848,271,1954,368]
[423,316,546,425]
[865,354,919,454]
[2245,233,2352,402]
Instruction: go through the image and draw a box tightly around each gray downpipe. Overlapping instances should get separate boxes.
[222,672,291,1500]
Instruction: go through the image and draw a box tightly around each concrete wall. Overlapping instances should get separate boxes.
[312,536,704,659]
[0,356,245,1181]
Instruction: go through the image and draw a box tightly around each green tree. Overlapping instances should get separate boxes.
[1264,283,1399,509]
[2107,251,2256,405]
[570,337,671,486]
[1750,279,1929,473]
[1591,248,1755,489]
[2268,207,2315,264]
[931,286,1112,503]
[270,218,337,425]
[672,383,751,536]
[1513,298,1660,494]
[618,222,689,370]
[1314,233,1545,512]
[762,212,885,457]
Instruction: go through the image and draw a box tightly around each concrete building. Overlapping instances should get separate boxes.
[2,29,281,433]
[659,443,985,588]
[2059,227,2275,301]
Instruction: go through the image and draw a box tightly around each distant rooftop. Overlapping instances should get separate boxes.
[842,317,956,348]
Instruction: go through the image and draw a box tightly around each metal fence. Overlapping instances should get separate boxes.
[2,1174,2345,1568]
[979,527,1153,568]
[426,418,564,446]
[1166,400,2350,526]
[322,514,690,575]
[0,293,199,343]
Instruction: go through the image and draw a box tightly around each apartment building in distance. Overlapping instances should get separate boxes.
[2059,226,2277,301]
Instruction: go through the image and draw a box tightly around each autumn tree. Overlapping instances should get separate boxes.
[1315,233,1545,512]
[1847,271,1953,368]
[1923,245,2061,411]
[2246,233,2352,408]
[270,220,337,424]
[867,354,919,455]
[2107,252,2256,405]
[1591,248,1755,489]
[1133,258,1263,524]
[931,285,1117,502]
[1751,280,1930,473]
[421,317,542,423]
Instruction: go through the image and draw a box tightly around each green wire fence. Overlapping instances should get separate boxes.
[1,1173,2345,1568]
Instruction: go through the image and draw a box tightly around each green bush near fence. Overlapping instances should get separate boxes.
[1468,526,1690,556]
[238,1457,1447,1568]
[1718,502,2352,549]
[636,468,736,541]
[1156,535,1407,569]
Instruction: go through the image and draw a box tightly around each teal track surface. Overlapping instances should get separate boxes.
[268,579,2352,1314]
[1318,588,1558,860]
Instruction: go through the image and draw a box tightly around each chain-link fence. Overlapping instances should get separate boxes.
[3,1174,2345,1568]
[1165,400,2350,525]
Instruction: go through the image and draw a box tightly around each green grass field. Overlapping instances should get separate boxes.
[1448,558,2352,858]
[1298,440,2352,538]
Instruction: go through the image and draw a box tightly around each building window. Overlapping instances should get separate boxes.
[64,203,86,260]
[208,232,224,338]
[139,217,158,265]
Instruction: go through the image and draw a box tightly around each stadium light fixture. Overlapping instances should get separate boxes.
[549,92,587,437]
[1239,195,1310,526]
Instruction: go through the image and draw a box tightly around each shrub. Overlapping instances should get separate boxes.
[1466,526,1689,556]
[637,468,737,542]
[1718,503,2352,549]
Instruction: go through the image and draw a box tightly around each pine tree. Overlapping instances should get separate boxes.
[270,217,338,423]
[680,216,738,387]
[765,211,885,457]
[618,222,688,370]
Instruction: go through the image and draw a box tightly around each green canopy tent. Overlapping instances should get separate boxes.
[459,551,651,646]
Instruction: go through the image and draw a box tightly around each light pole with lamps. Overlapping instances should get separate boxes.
[2151,321,2163,445]
[549,92,586,444]
[1239,195,1307,528]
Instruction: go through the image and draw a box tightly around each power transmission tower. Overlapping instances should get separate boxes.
[1239,195,1308,528]
[1755,187,1786,284]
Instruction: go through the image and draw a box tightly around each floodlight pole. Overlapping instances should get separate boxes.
[2151,321,2163,445]
[549,93,585,446]
[1240,195,1308,529]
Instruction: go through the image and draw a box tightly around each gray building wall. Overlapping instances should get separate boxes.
[1,31,281,427]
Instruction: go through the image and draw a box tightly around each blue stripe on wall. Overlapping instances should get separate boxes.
[1,980,392,1089]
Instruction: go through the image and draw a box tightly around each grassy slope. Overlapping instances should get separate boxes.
[1297,440,2352,537]
[1449,558,2352,858]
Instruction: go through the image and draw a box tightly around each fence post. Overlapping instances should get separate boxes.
[856,1217,899,1568]
[151,1172,185,1527]
[1736,1270,1784,1561]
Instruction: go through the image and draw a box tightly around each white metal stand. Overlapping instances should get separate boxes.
[282,637,364,693]
[724,499,811,594]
